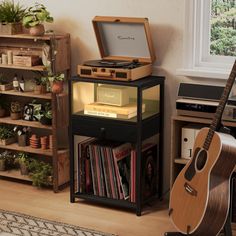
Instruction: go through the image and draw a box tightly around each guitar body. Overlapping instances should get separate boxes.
[170,127,236,236]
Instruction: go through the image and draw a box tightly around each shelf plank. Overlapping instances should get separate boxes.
[0,33,68,40]
[0,90,52,99]
[0,169,31,182]
[0,143,53,156]
[174,158,189,165]
[0,64,46,71]
[173,115,236,128]
[0,116,52,130]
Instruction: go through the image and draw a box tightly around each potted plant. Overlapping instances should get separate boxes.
[28,159,52,187]
[48,73,64,94]
[40,102,52,125]
[0,74,12,91]
[34,76,48,94]
[16,152,30,175]
[0,125,16,145]
[0,0,26,35]
[10,101,22,120]
[22,3,53,36]
[14,126,31,147]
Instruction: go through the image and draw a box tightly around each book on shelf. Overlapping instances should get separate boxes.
[84,102,145,119]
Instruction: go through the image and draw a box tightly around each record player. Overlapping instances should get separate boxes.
[77,16,156,81]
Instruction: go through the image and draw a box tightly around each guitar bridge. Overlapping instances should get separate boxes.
[184,182,198,196]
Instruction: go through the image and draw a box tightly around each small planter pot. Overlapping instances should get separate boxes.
[10,112,21,120]
[20,163,29,175]
[0,137,16,145]
[0,108,6,117]
[0,22,23,35]
[0,159,6,171]
[18,134,27,147]
[52,81,63,94]
[29,24,45,36]
[34,85,47,94]
[40,116,52,126]
[40,136,48,150]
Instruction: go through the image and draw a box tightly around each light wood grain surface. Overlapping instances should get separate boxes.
[0,179,235,236]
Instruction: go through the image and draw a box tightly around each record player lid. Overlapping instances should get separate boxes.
[92,16,156,63]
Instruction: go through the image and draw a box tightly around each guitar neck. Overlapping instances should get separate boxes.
[203,60,236,151]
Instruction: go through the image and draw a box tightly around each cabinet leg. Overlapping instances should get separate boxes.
[70,195,75,203]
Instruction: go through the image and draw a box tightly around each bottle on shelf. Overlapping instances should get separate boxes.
[13,74,19,91]
[19,76,25,92]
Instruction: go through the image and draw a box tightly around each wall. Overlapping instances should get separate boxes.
[20,0,196,194]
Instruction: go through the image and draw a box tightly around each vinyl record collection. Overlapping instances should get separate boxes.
[75,135,159,202]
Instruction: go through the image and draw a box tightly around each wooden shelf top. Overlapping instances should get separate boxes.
[0,116,52,130]
[0,143,53,156]
[0,33,69,40]
[0,64,46,71]
[0,169,31,182]
[0,90,52,99]
[172,115,236,128]
[174,158,189,165]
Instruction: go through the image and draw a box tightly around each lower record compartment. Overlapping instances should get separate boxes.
[71,115,137,142]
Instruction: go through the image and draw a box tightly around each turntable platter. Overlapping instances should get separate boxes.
[83,59,132,68]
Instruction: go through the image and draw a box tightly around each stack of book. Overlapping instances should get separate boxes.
[76,135,159,202]
[84,102,145,119]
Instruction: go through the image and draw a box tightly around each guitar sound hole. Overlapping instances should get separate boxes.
[196,149,207,171]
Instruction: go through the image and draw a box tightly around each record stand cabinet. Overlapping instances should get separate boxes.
[0,33,70,192]
[69,75,164,216]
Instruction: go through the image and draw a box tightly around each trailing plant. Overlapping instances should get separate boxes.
[0,0,26,23]
[28,159,52,187]
[22,3,53,28]
[0,125,15,140]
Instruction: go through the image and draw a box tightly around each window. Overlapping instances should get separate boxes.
[178,0,236,79]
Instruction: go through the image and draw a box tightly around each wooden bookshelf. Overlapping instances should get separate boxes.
[0,116,52,130]
[0,33,70,192]
[0,90,52,99]
[0,169,31,181]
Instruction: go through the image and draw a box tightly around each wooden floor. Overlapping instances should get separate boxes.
[0,179,235,236]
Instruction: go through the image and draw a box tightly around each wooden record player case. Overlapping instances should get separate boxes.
[77,16,156,81]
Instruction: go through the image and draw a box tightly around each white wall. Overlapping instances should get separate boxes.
[19,0,216,194]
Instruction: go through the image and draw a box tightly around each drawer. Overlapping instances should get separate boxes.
[71,115,137,143]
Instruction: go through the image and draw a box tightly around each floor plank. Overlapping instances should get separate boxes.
[0,179,235,236]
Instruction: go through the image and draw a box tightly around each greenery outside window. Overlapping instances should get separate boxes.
[177,0,236,79]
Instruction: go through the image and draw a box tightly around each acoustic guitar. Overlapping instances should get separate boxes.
[169,60,236,236]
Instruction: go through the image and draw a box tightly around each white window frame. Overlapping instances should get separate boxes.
[177,0,236,79]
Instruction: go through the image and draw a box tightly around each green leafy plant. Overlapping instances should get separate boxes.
[22,3,53,28]
[16,152,29,165]
[42,102,52,119]
[48,73,64,82]
[34,76,48,86]
[28,159,52,187]
[0,74,8,85]
[0,125,15,140]
[0,0,26,23]
[10,101,21,113]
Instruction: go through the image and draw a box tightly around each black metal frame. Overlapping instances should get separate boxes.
[164,175,235,236]
[69,75,165,216]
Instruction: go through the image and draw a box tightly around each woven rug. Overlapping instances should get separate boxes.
[0,209,116,236]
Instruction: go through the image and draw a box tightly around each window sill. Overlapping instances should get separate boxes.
[176,68,231,80]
